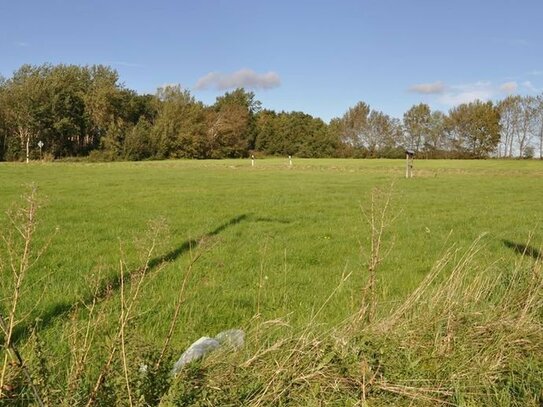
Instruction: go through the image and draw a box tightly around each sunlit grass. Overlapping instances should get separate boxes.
[0,158,541,351]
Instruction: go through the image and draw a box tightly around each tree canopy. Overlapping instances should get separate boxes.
[0,63,541,161]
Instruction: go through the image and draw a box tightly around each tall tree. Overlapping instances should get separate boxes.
[446,101,501,158]
[2,65,49,162]
[515,96,538,158]
[151,85,206,158]
[425,111,448,157]
[339,102,401,157]
[254,109,278,153]
[498,95,521,157]
[536,94,543,159]
[208,88,261,157]
[403,103,431,154]
[84,65,130,157]
[0,76,7,161]
[366,110,400,157]
[340,101,371,152]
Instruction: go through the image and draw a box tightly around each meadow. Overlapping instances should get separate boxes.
[0,158,542,406]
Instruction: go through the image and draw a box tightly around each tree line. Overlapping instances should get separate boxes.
[1,63,542,161]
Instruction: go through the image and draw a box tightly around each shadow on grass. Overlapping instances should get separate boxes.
[502,239,542,261]
[253,217,292,224]
[11,214,249,345]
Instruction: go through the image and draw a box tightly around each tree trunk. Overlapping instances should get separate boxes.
[539,124,543,160]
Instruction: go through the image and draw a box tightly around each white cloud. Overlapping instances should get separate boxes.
[195,69,281,91]
[437,81,495,106]
[408,81,445,94]
[528,70,543,76]
[499,81,518,94]
[438,90,493,106]
[522,81,539,92]
[413,76,540,109]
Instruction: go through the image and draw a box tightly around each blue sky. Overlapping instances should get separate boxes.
[1,0,542,122]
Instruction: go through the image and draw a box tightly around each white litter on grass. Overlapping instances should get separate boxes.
[172,329,245,374]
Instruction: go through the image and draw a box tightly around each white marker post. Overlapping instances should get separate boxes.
[405,149,414,178]
[38,140,44,161]
[288,155,292,167]
[251,154,255,167]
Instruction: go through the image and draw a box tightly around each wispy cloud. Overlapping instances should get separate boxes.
[195,69,281,91]
[14,41,29,47]
[408,81,445,94]
[528,70,543,76]
[413,74,540,108]
[437,81,495,106]
[499,81,518,94]
[522,81,540,92]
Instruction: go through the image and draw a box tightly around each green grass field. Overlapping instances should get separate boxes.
[1,159,542,341]
[1,158,542,405]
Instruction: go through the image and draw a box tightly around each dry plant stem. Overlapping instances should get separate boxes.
[254,240,269,343]
[251,269,352,406]
[0,314,44,407]
[85,231,159,407]
[256,241,269,319]
[282,249,288,311]
[361,185,395,323]
[156,244,204,370]
[120,259,133,407]
[0,186,44,406]
[65,273,103,402]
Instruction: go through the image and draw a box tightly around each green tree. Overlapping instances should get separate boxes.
[151,85,207,158]
[403,103,431,154]
[340,101,371,153]
[254,109,278,153]
[536,94,543,159]
[207,88,261,157]
[84,65,130,157]
[328,117,346,157]
[2,65,49,162]
[425,111,448,158]
[498,95,521,157]
[124,118,154,160]
[44,64,91,157]
[337,101,402,157]
[0,76,7,161]
[446,101,501,158]
[515,96,538,158]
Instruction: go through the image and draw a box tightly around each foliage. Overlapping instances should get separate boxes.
[151,85,207,159]
[0,63,542,161]
[403,103,431,154]
[446,100,501,158]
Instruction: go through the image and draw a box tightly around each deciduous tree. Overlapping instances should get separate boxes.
[446,101,501,158]
[403,103,431,154]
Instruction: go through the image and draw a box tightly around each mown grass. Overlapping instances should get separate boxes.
[0,158,542,405]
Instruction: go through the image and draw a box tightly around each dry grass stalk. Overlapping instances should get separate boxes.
[0,185,44,406]
[85,221,163,407]
[360,184,397,323]
[63,269,106,405]
[155,238,211,370]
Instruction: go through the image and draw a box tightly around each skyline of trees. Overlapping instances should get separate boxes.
[1,63,542,162]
